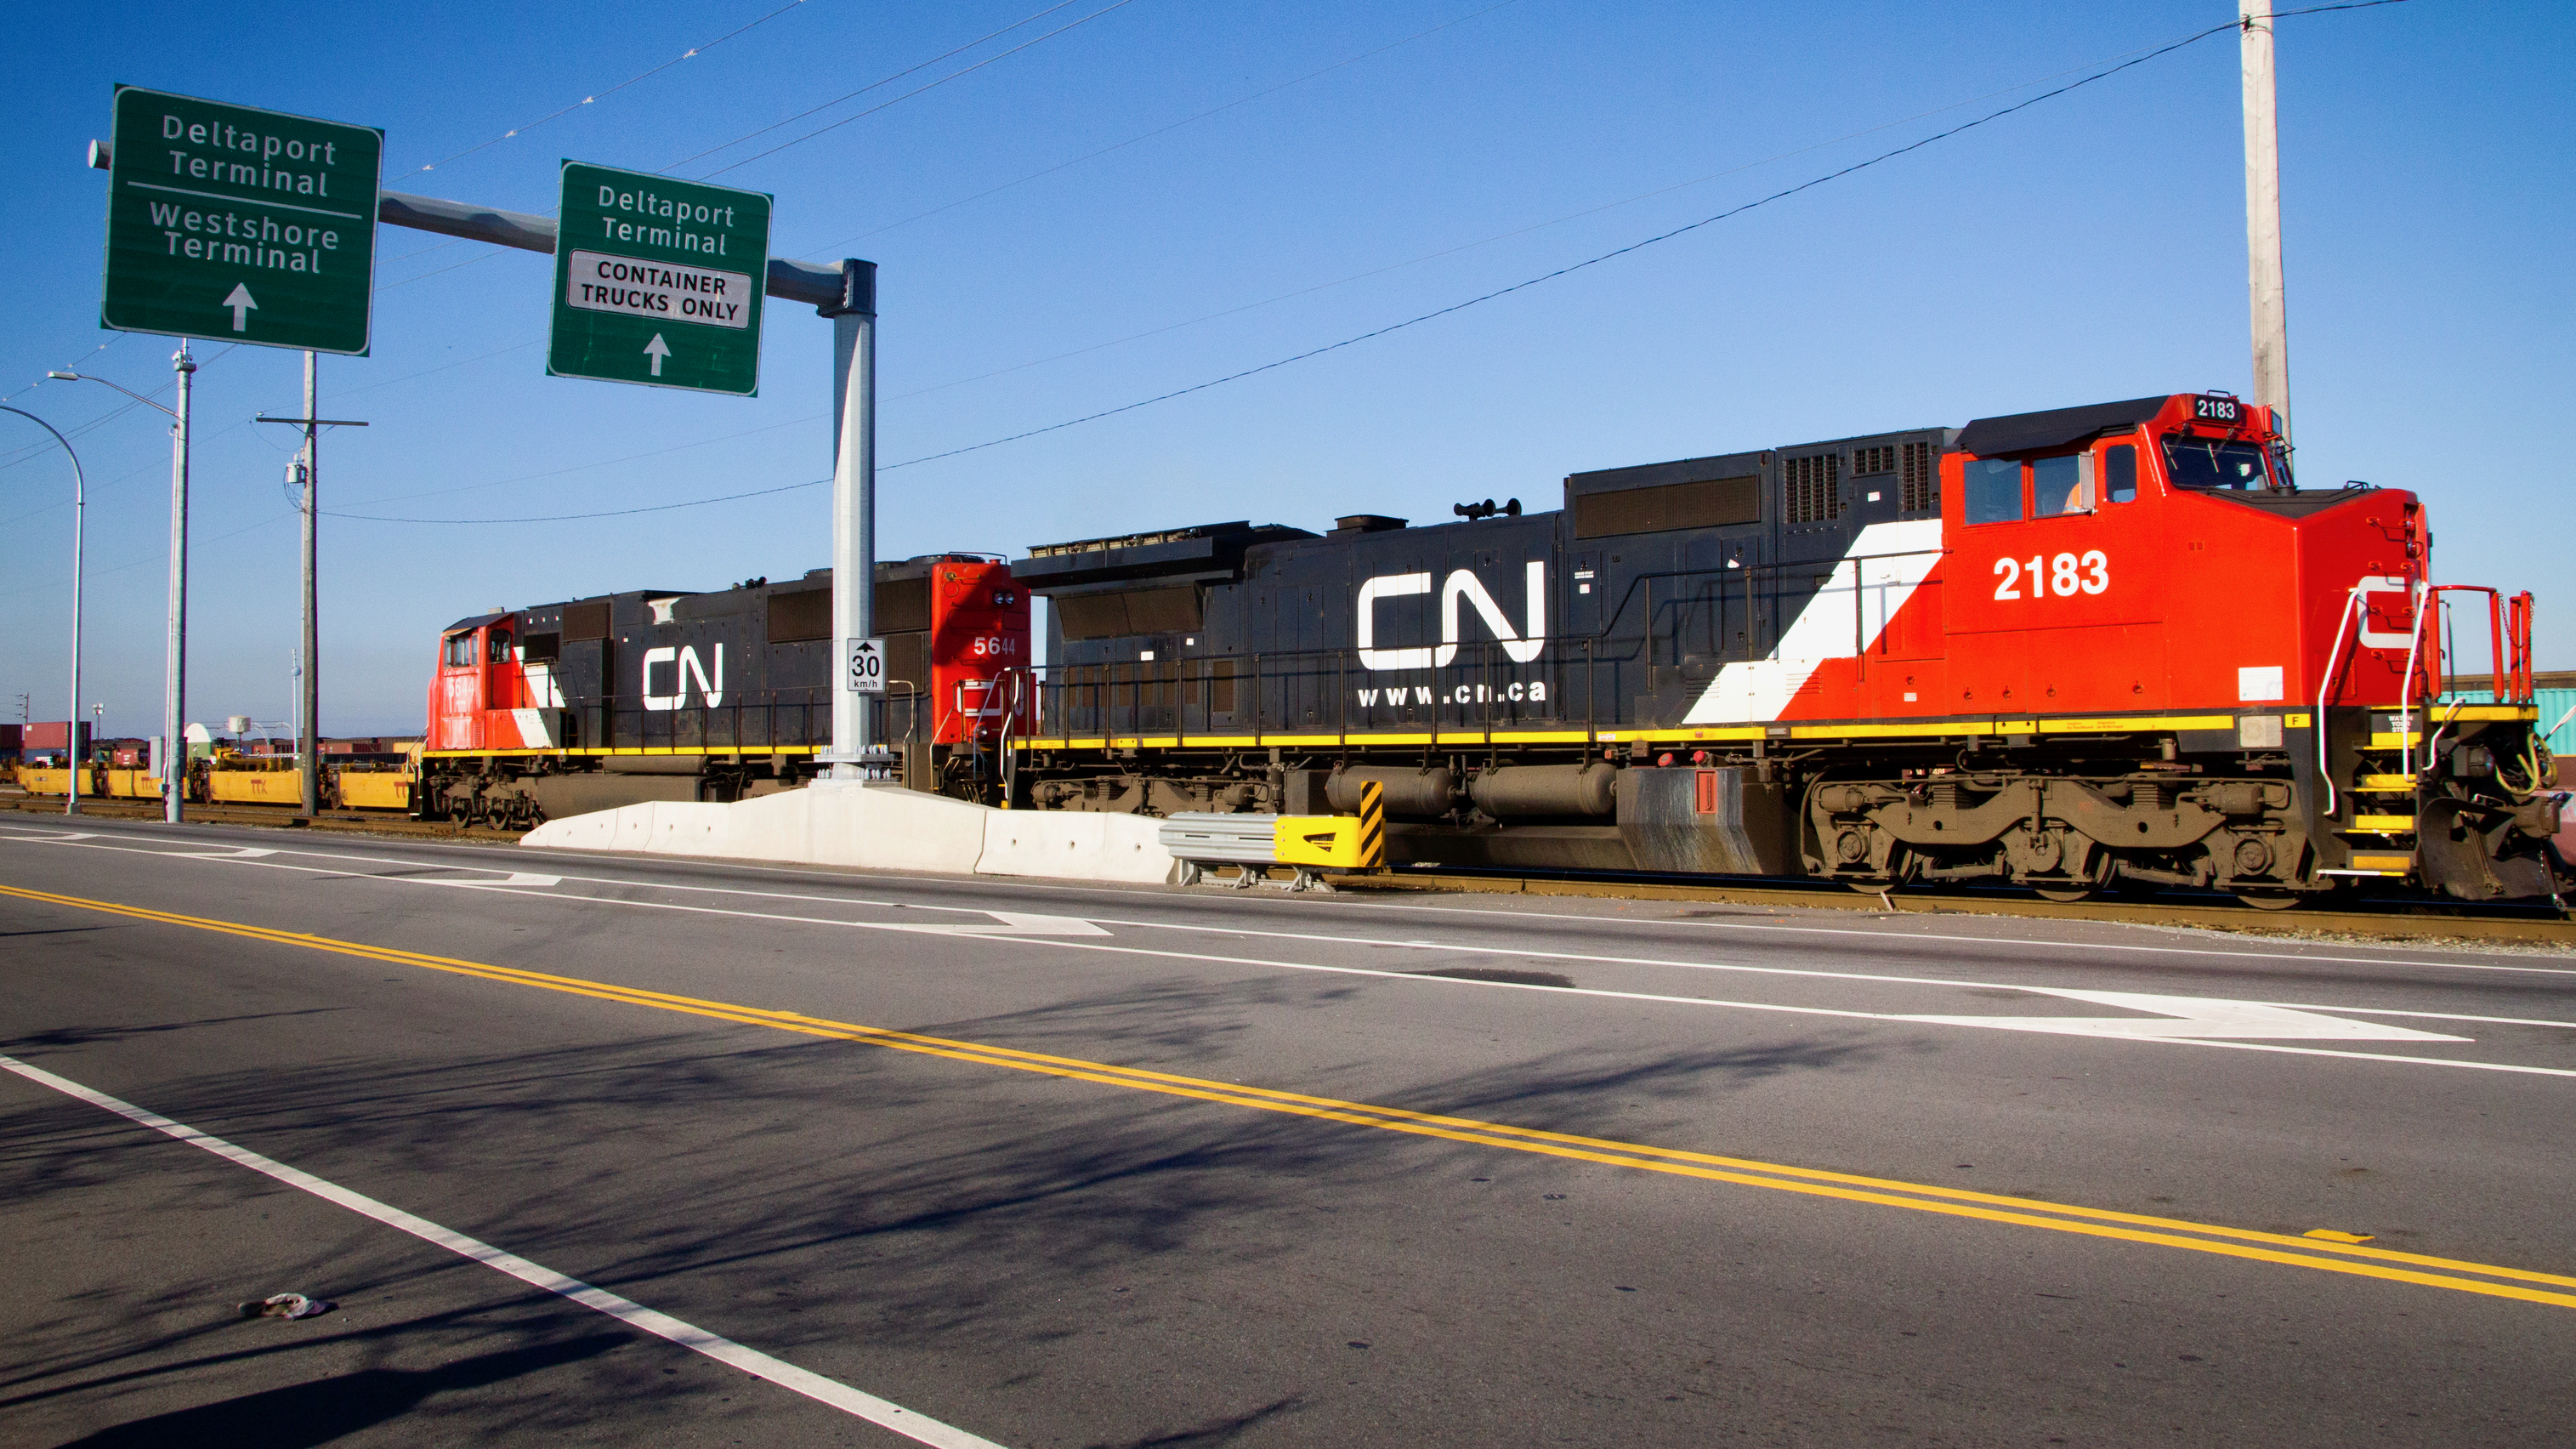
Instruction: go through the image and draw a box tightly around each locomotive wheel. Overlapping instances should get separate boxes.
[2233,891,2306,912]
[2029,884,2097,904]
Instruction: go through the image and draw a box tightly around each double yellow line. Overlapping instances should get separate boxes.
[8,878,2575,1312]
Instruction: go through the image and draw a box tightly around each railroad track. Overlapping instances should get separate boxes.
[1332,867,2576,946]
[8,792,2564,946]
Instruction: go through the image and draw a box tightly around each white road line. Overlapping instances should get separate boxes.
[0,1052,1009,1449]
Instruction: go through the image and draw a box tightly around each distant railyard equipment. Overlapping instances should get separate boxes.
[417,392,2563,906]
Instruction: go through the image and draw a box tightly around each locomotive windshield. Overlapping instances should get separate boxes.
[2161,435,2272,491]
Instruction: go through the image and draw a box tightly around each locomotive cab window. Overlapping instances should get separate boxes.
[2033,453,2095,517]
[2163,435,2270,490]
[2102,443,2138,503]
[486,630,513,664]
[443,633,475,668]
[1963,457,2023,524]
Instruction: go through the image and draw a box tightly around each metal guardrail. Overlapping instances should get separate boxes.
[1156,812,1279,865]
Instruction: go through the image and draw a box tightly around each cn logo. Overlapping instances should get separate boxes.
[642,644,724,710]
[1356,563,1546,672]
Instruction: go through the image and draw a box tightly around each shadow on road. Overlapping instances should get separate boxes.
[48,1333,624,1448]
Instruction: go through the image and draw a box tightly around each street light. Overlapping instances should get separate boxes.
[48,352,192,825]
[0,404,85,817]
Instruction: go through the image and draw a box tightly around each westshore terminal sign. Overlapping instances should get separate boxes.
[99,85,383,355]
[547,161,773,396]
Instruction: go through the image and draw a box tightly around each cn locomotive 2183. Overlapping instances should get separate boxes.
[1004,391,2557,906]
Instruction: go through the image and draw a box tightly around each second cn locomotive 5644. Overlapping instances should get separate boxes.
[420,555,1030,827]
[1009,391,2558,905]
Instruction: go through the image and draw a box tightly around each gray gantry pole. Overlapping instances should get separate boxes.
[2241,0,2290,437]
[823,263,879,781]
[0,406,85,817]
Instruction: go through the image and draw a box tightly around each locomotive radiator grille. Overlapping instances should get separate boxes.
[1784,453,1841,524]
[1900,440,1938,514]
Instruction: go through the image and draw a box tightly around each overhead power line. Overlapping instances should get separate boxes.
[881,24,2265,407]
[698,0,1144,179]
[809,0,1526,251]
[663,0,1088,173]
[371,2,1125,290]
[878,20,2259,472]
[329,477,827,525]
[401,0,816,179]
[278,0,2424,526]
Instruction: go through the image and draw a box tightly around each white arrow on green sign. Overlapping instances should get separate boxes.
[548,161,772,396]
[99,86,383,355]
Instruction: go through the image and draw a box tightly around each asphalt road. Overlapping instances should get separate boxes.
[3,816,2573,1447]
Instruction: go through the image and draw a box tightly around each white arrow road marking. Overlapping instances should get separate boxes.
[1899,988,2467,1043]
[643,332,671,377]
[412,871,564,890]
[893,911,1111,937]
[223,282,257,332]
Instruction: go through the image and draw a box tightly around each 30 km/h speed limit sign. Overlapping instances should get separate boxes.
[844,637,886,694]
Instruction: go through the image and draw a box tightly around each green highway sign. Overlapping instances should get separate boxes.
[549,161,771,396]
[100,86,383,355]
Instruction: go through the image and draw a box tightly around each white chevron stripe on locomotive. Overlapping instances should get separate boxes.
[1681,519,1943,725]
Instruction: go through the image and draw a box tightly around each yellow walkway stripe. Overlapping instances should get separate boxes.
[6,879,2572,1312]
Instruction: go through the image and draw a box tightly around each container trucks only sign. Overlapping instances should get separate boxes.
[99,86,383,355]
[548,161,771,396]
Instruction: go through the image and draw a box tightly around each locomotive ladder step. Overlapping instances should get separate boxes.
[2348,813,2418,835]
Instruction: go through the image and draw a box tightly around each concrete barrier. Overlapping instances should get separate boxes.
[979,808,1176,884]
[519,781,1172,885]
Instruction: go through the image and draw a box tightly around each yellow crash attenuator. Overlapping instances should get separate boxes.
[1273,796,1387,870]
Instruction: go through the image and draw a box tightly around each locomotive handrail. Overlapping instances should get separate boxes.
[2315,584,2364,816]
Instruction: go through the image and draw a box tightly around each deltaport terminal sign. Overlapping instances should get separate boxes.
[548,161,772,395]
[99,86,383,355]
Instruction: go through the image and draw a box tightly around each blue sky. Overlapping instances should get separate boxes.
[3,0,2567,736]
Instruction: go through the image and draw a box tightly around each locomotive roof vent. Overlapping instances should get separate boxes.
[1328,514,1408,537]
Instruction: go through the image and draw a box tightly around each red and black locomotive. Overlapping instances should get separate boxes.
[421,554,1030,827]
[1007,391,2557,904]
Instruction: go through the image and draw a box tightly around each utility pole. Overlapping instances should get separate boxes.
[2242,0,2290,436]
[298,350,320,816]
[164,342,194,824]
[256,357,364,819]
